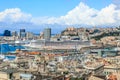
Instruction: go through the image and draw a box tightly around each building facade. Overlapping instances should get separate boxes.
[20,29,26,38]
[43,28,51,40]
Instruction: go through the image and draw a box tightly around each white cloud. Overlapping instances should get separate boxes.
[113,0,120,9]
[59,2,98,25]
[0,2,120,26]
[32,2,120,26]
[0,8,32,23]
[92,4,116,25]
[31,17,58,25]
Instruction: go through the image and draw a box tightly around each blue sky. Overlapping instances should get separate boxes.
[0,0,120,33]
[0,0,112,17]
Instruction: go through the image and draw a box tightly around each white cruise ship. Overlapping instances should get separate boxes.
[23,39,91,49]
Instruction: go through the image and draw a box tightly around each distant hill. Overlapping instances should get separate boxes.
[0,22,66,34]
[0,22,117,35]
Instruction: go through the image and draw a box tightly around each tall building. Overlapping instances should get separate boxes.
[43,28,51,40]
[11,31,18,37]
[20,29,26,38]
[40,32,44,39]
[3,30,11,36]
[26,32,34,40]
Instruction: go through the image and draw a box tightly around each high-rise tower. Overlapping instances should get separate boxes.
[43,28,51,40]
[20,29,26,38]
